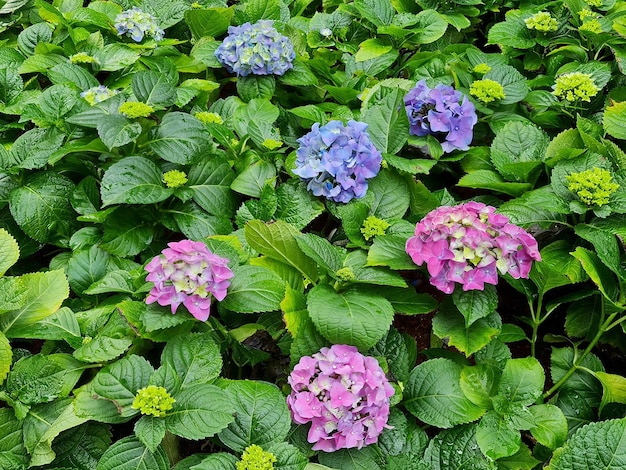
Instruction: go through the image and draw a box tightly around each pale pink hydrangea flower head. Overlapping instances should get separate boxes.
[405,202,541,294]
[144,240,234,321]
[287,344,394,452]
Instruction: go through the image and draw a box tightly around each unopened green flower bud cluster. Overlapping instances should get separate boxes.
[470,79,506,103]
[566,167,619,207]
[553,72,599,102]
[131,385,175,417]
[525,12,558,32]
[236,444,276,470]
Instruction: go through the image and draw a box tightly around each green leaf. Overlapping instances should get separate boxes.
[529,404,568,450]
[9,172,78,246]
[48,62,99,89]
[355,38,393,62]
[24,398,88,467]
[218,381,290,452]
[185,7,233,40]
[191,453,238,470]
[6,307,81,346]
[497,357,545,406]
[546,418,626,470]
[188,158,237,218]
[18,22,52,55]
[133,416,166,453]
[1,270,69,337]
[530,240,587,294]
[603,101,626,140]
[0,228,19,276]
[318,445,384,470]
[230,160,276,198]
[593,371,626,413]
[423,423,493,470]
[6,354,65,406]
[432,308,501,356]
[411,10,448,44]
[100,156,172,207]
[307,284,394,350]
[476,410,521,460]
[148,112,212,164]
[236,75,276,102]
[161,333,222,389]
[361,87,409,155]
[457,170,533,197]
[574,224,623,279]
[354,0,394,26]
[484,65,530,105]
[169,201,233,240]
[384,155,437,174]
[370,328,416,383]
[232,98,280,148]
[165,384,234,440]
[452,284,498,327]
[365,169,411,219]
[0,408,29,469]
[487,16,534,49]
[295,233,345,274]
[379,287,437,315]
[367,234,416,270]
[460,364,499,410]
[220,264,286,313]
[490,121,548,182]
[72,310,135,363]
[91,355,154,418]
[50,422,112,470]
[132,71,176,108]
[100,215,154,257]
[551,347,603,407]
[233,0,289,23]
[279,59,319,86]
[0,331,9,385]
[96,436,169,470]
[92,44,140,71]
[245,219,318,282]
[405,358,486,428]
[571,247,619,304]
[96,115,142,150]
[0,66,23,106]
[67,245,110,295]
[267,441,308,470]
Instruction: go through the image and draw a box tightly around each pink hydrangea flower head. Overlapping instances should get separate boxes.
[405,202,541,294]
[144,240,234,321]
[287,344,394,452]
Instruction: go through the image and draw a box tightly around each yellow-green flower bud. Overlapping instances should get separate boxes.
[469,79,506,103]
[553,72,599,102]
[162,170,188,188]
[191,2,202,8]
[473,63,491,74]
[585,0,602,7]
[262,139,283,150]
[579,19,603,33]
[360,216,391,240]
[236,444,277,470]
[579,8,597,20]
[119,101,155,118]
[525,12,558,32]
[131,385,175,417]
[69,52,100,64]
[566,167,619,206]
[195,111,223,125]
[335,267,356,282]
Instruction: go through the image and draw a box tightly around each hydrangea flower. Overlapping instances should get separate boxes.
[132,385,175,417]
[473,63,492,74]
[115,7,164,42]
[293,120,382,203]
[236,445,277,470]
[195,111,223,125]
[144,240,234,321]
[215,20,295,76]
[524,12,558,32]
[566,167,619,207]
[553,72,599,102]
[470,79,506,103]
[579,19,603,33]
[80,85,118,105]
[404,80,478,153]
[361,216,390,240]
[405,202,541,294]
[287,344,394,452]
[118,101,154,118]
[69,52,99,65]
[162,170,188,188]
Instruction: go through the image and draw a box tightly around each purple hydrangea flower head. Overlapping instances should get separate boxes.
[404,80,478,153]
[287,345,394,452]
[144,240,234,321]
[80,85,118,105]
[293,120,382,203]
[405,202,541,294]
[115,7,164,42]
[215,20,295,76]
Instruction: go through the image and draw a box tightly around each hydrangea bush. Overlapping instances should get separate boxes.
[1,0,626,468]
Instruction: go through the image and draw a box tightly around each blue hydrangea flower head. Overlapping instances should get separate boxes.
[293,120,382,203]
[404,80,478,153]
[215,20,296,76]
[115,7,164,42]
[80,85,119,105]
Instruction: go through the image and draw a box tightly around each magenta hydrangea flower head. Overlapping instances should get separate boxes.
[293,120,382,203]
[215,20,295,76]
[405,202,541,294]
[287,344,394,452]
[144,240,234,321]
[404,80,478,153]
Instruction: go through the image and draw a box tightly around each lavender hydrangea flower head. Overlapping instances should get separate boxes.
[215,20,295,76]
[115,7,164,42]
[293,120,382,203]
[404,80,478,153]
[287,344,394,452]
[144,240,234,321]
[80,85,118,105]
[405,202,541,294]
